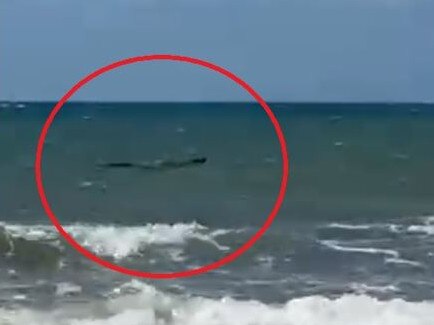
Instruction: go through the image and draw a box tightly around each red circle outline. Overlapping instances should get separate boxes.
[34,54,290,279]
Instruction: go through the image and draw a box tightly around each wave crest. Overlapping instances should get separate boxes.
[0,222,233,260]
[1,280,434,325]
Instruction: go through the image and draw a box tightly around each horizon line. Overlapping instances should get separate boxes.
[1,100,434,105]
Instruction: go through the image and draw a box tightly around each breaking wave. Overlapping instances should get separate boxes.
[0,280,433,325]
[0,221,234,260]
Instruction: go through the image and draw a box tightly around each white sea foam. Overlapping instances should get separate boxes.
[78,180,94,190]
[407,216,434,236]
[319,239,425,268]
[55,282,82,297]
[0,223,58,241]
[385,257,424,268]
[349,282,400,294]
[408,225,434,235]
[255,255,275,268]
[319,240,400,258]
[0,222,232,260]
[66,222,230,259]
[324,222,403,232]
[325,223,373,230]
[323,216,434,236]
[1,280,434,325]
[12,294,27,301]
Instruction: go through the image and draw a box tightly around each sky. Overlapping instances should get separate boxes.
[1,0,434,102]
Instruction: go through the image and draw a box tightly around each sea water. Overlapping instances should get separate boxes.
[0,102,433,324]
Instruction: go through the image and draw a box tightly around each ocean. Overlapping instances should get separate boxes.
[0,102,434,324]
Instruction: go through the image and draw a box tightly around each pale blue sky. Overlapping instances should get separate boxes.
[1,0,433,102]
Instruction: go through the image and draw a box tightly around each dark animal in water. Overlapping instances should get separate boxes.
[97,157,207,170]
